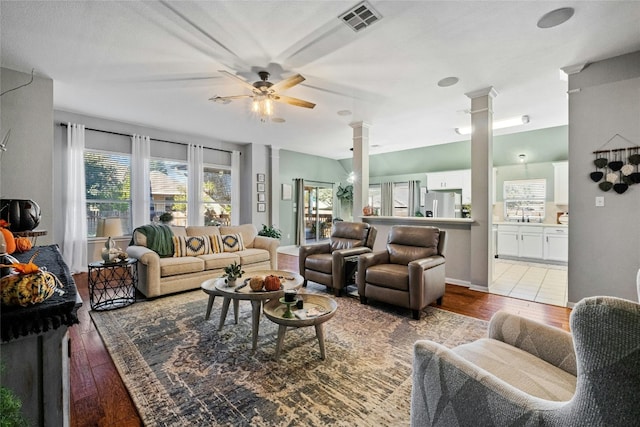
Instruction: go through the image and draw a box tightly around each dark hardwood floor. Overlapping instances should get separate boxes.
[70,252,571,426]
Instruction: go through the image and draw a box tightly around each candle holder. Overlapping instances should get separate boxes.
[279,297,296,318]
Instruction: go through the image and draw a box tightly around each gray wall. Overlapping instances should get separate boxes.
[278,149,349,246]
[568,51,640,303]
[0,68,54,244]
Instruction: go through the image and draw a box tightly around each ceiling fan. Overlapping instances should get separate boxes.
[209,71,316,120]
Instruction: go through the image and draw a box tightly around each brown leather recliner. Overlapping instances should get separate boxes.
[299,221,377,296]
[357,225,447,319]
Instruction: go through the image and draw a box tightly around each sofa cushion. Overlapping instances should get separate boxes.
[198,252,240,270]
[365,264,409,291]
[172,235,212,257]
[305,253,333,274]
[159,256,204,277]
[452,338,577,402]
[212,233,245,253]
[186,226,221,238]
[238,248,270,266]
[220,224,257,248]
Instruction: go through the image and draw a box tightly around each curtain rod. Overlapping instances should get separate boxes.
[58,123,234,154]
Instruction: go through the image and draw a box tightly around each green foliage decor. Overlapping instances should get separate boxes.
[0,363,28,427]
[222,261,244,282]
[258,224,282,240]
[336,184,353,203]
[159,212,173,223]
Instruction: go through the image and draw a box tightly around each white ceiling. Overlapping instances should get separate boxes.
[2,1,639,159]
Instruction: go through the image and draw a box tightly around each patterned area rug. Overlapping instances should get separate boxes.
[91,284,487,426]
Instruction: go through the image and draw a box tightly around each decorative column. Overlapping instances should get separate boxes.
[466,87,497,291]
[350,122,370,221]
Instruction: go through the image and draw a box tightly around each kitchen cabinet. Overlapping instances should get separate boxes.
[544,227,568,262]
[427,169,472,204]
[497,224,544,259]
[553,162,569,205]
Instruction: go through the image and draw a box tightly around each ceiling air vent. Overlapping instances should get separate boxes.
[339,1,382,32]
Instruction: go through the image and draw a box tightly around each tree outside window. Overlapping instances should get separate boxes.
[84,151,131,237]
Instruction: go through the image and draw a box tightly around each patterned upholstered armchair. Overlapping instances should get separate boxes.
[411,296,640,426]
[357,225,447,319]
[299,221,376,296]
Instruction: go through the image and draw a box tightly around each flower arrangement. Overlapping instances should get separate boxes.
[159,212,173,224]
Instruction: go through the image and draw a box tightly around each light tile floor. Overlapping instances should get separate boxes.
[490,259,568,307]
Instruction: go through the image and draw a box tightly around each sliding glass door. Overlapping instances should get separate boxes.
[304,184,333,243]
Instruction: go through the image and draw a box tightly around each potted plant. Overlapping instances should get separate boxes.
[222,261,244,286]
[336,183,353,220]
[159,212,173,224]
[258,224,282,240]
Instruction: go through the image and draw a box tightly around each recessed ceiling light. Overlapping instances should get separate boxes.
[537,7,574,29]
[337,110,352,116]
[271,117,286,123]
[437,77,459,87]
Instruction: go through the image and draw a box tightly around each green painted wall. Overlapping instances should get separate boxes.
[278,150,349,246]
[338,125,568,175]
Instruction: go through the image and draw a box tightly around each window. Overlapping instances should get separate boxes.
[503,179,546,222]
[85,150,131,237]
[393,182,409,217]
[150,159,188,226]
[368,184,381,212]
[203,166,232,226]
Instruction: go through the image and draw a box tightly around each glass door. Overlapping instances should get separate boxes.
[304,184,333,243]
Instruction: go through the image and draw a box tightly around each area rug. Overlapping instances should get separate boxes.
[90,285,487,426]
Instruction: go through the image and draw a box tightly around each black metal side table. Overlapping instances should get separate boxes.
[343,255,359,296]
[88,258,137,311]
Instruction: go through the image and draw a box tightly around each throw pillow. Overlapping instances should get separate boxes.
[173,235,212,257]
[211,233,245,253]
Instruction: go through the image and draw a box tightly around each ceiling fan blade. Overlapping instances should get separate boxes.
[273,94,316,109]
[209,94,252,103]
[270,74,305,92]
[218,70,256,92]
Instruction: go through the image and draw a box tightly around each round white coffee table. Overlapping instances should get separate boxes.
[263,294,338,360]
[204,270,303,351]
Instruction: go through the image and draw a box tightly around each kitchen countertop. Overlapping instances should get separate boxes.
[494,222,568,227]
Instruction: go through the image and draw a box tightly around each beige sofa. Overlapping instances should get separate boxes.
[126,224,278,298]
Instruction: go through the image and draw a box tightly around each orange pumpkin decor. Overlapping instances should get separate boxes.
[264,274,281,291]
[0,220,16,254]
[15,237,32,253]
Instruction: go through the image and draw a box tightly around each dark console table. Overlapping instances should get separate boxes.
[1,244,81,427]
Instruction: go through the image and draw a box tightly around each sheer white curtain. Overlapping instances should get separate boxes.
[188,144,204,226]
[231,150,240,225]
[131,134,150,228]
[63,123,88,273]
[381,181,394,216]
[294,178,305,245]
[408,180,421,217]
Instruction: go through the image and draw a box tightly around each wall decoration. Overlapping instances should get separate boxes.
[257,173,265,182]
[257,203,266,212]
[281,183,292,200]
[590,134,639,195]
[257,183,265,192]
[257,193,265,202]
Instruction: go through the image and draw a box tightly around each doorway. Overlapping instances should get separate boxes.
[304,184,333,243]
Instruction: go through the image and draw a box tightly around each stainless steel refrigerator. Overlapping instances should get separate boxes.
[422,190,461,218]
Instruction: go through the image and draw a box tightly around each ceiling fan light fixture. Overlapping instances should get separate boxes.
[252,95,274,123]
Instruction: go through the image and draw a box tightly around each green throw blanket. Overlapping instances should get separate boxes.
[131,224,175,258]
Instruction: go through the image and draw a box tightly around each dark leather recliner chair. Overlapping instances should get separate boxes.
[357,225,447,319]
[299,221,377,296]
